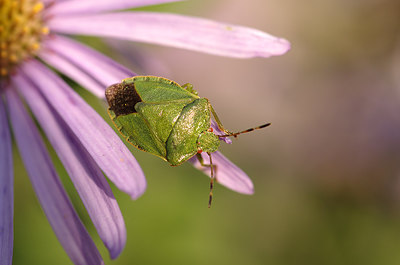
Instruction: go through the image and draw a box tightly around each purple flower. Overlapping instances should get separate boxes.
[0,0,289,264]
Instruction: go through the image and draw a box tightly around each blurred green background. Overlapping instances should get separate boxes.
[12,0,400,264]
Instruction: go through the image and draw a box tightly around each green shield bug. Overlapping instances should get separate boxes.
[105,76,270,207]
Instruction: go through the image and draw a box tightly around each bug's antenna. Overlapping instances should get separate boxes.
[208,152,214,208]
[219,123,271,138]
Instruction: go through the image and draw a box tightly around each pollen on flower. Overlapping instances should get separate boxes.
[9,54,18,63]
[22,26,30,34]
[1,68,7,77]
[0,0,49,80]
[42,26,49,35]
[31,42,41,51]
[33,2,44,13]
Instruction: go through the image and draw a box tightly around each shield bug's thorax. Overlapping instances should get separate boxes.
[105,76,219,166]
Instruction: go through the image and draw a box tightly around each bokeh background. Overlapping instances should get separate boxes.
[12,0,400,264]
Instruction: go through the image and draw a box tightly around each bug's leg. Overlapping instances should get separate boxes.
[207,152,215,208]
[196,153,218,182]
[181,83,193,90]
[196,153,218,208]
[181,83,198,95]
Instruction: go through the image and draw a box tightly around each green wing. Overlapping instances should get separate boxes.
[109,109,167,159]
[135,101,190,144]
[166,98,211,166]
[109,99,197,161]
[123,76,199,103]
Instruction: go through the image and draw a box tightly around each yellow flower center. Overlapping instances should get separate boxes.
[0,0,49,79]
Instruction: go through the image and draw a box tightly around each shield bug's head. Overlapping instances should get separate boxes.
[105,81,142,116]
[197,130,220,154]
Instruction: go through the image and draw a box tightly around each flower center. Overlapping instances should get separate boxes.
[0,0,49,79]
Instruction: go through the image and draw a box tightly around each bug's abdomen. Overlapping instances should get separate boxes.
[166,98,211,166]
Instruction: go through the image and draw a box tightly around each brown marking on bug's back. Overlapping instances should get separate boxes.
[105,82,142,116]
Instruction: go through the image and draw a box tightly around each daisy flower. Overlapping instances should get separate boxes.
[0,0,290,264]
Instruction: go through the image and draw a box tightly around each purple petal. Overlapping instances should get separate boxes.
[0,87,13,265]
[13,74,126,259]
[49,0,182,15]
[5,83,103,265]
[49,12,290,58]
[189,151,254,194]
[211,120,232,144]
[21,60,147,199]
[40,36,134,98]
[103,38,170,76]
[39,40,105,98]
